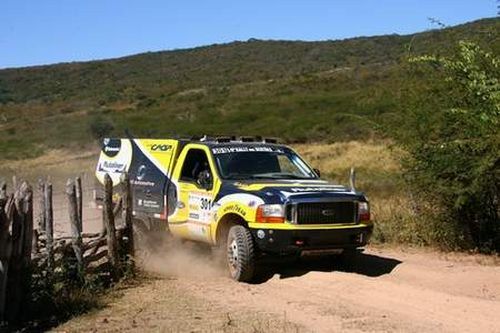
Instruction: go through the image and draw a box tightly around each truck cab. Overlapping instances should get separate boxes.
[96,137,373,282]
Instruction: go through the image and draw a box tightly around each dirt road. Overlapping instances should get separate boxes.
[56,246,500,333]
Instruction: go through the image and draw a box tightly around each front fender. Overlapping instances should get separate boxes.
[210,193,264,243]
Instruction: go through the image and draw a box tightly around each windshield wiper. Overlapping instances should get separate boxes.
[252,173,310,179]
[224,173,259,180]
[224,172,312,180]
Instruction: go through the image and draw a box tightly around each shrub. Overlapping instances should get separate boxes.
[395,42,500,252]
[88,115,115,140]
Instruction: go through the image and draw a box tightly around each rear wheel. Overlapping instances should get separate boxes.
[226,225,256,282]
[133,218,168,252]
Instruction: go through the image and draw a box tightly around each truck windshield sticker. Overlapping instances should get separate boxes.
[212,146,284,154]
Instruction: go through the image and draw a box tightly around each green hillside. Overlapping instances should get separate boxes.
[0,17,498,159]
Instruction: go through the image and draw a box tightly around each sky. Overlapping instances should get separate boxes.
[0,0,496,69]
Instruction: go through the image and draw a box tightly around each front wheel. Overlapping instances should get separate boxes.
[226,225,256,282]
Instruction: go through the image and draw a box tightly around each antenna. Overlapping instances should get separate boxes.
[349,167,356,192]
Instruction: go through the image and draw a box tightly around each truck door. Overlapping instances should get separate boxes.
[169,146,219,243]
[129,139,179,220]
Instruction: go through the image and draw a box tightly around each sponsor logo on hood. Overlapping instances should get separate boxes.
[287,186,346,193]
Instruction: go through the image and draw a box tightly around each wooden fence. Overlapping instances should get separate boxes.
[0,173,134,323]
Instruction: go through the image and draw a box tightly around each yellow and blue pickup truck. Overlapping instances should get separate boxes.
[95,136,373,282]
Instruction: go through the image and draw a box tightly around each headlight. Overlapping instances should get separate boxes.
[256,204,285,223]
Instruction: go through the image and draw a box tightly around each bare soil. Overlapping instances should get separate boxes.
[54,245,500,333]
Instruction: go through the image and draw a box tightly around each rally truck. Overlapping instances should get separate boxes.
[95,136,373,282]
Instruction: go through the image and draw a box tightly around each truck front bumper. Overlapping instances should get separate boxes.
[248,223,373,255]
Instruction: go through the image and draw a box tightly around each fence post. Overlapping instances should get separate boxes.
[75,177,83,234]
[44,182,54,273]
[0,193,13,322]
[31,229,38,256]
[21,182,33,268]
[66,179,83,274]
[37,179,46,232]
[0,181,6,207]
[103,174,120,280]
[6,183,32,322]
[11,176,17,193]
[121,173,134,261]
[20,183,33,322]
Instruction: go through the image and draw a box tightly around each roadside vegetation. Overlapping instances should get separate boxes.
[390,41,500,252]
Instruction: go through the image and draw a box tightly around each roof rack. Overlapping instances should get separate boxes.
[193,135,279,144]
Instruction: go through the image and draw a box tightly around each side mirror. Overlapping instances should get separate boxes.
[313,168,321,178]
[197,170,213,190]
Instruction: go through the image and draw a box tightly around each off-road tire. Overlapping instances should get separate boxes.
[227,225,256,282]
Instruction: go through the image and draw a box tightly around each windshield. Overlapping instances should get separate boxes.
[212,146,317,180]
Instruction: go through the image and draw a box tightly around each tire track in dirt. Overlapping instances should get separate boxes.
[57,246,500,333]
[172,248,500,333]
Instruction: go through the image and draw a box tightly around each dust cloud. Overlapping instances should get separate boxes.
[137,237,226,279]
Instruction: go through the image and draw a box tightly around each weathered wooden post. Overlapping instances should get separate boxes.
[6,182,33,322]
[44,182,54,272]
[37,179,46,232]
[67,179,83,274]
[121,173,134,261]
[20,183,33,321]
[103,174,120,280]
[21,182,33,268]
[31,229,38,256]
[11,176,17,193]
[75,176,83,234]
[0,193,13,322]
[0,181,6,207]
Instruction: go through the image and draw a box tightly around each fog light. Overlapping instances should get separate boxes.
[257,229,265,239]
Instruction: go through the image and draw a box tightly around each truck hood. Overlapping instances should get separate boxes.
[219,179,366,204]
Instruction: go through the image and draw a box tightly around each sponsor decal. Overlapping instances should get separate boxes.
[102,138,122,157]
[288,186,345,193]
[130,179,155,187]
[97,161,126,173]
[188,192,213,223]
[137,165,147,180]
[149,144,172,152]
[143,199,160,209]
[212,146,284,154]
[222,204,247,217]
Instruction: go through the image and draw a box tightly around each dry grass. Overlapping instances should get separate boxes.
[293,140,401,174]
[293,141,426,245]
[0,148,97,187]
